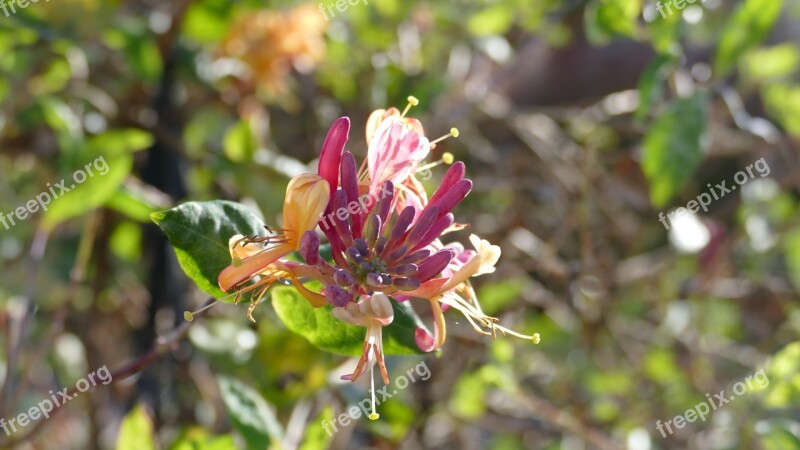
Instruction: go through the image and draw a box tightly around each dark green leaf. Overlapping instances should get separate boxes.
[642,94,708,206]
[635,54,675,121]
[151,201,265,300]
[217,375,283,450]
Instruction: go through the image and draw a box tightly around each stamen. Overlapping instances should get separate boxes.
[490,324,540,341]
[416,152,456,173]
[429,128,459,149]
[440,292,541,344]
[183,298,222,322]
[234,226,291,248]
[246,284,272,322]
[369,363,379,420]
[400,95,419,118]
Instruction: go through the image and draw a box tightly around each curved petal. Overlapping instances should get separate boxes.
[291,277,328,308]
[283,174,330,247]
[415,298,445,352]
[317,117,350,203]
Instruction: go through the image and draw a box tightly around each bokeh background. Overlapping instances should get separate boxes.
[1,0,800,449]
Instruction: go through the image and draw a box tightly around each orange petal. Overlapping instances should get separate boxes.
[283,174,330,247]
[290,277,328,308]
[218,244,291,291]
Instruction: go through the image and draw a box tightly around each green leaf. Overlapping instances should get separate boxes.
[741,44,800,82]
[757,419,800,449]
[765,342,800,408]
[28,58,71,95]
[110,221,142,262]
[642,94,708,206]
[299,407,334,450]
[635,54,675,121]
[103,28,163,82]
[785,229,800,290]
[116,405,156,450]
[585,0,641,41]
[271,286,426,356]
[151,201,265,300]
[106,183,169,223]
[475,279,523,316]
[84,129,154,157]
[714,0,784,75]
[647,1,682,55]
[449,370,487,420]
[39,96,83,156]
[170,433,237,450]
[763,84,800,136]
[42,130,153,229]
[224,119,257,163]
[217,375,283,450]
[467,5,514,37]
[182,0,233,45]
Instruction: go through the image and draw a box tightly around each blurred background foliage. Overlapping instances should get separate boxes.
[0,0,800,449]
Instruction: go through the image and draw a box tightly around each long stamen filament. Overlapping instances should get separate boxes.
[417,152,455,173]
[184,298,222,321]
[429,128,459,149]
[444,300,493,336]
[369,359,379,420]
[443,292,491,321]
[400,96,419,118]
[440,293,541,344]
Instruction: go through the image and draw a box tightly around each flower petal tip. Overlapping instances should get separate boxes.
[414,327,436,353]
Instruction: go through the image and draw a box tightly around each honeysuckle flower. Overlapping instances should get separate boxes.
[365,98,425,143]
[218,173,329,292]
[211,97,538,420]
[332,292,394,420]
[366,116,430,195]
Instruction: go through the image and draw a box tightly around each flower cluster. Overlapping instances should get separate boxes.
[216,97,539,419]
[218,4,327,94]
